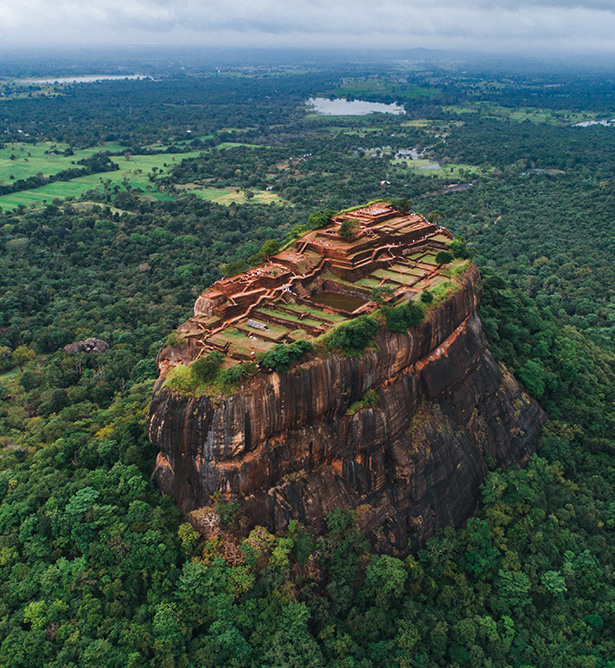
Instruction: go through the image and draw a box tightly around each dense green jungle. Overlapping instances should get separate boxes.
[1,54,615,667]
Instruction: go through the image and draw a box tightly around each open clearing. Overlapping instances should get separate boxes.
[0,148,206,211]
[442,103,597,125]
[189,186,286,205]
[396,160,485,178]
[0,141,126,183]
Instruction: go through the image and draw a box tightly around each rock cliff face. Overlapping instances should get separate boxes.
[147,265,544,553]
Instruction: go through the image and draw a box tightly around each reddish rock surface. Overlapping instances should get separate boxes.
[147,264,544,553]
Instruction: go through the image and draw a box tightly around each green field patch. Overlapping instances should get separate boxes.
[0,141,125,184]
[287,329,311,342]
[397,161,485,178]
[432,234,452,244]
[385,272,416,286]
[259,308,303,324]
[405,267,429,277]
[372,269,403,280]
[215,142,262,150]
[66,200,131,215]
[438,259,468,278]
[227,331,275,354]
[219,127,252,134]
[142,192,176,202]
[426,274,450,286]
[0,149,207,210]
[238,320,291,339]
[426,279,458,303]
[0,366,20,385]
[335,128,384,136]
[252,308,299,325]
[441,105,478,115]
[440,164,483,178]
[401,119,433,127]
[260,307,324,329]
[218,328,249,343]
[442,102,598,126]
[107,150,205,177]
[389,262,421,274]
[190,186,285,206]
[273,303,341,323]
[290,303,345,323]
[0,181,101,210]
[356,277,383,289]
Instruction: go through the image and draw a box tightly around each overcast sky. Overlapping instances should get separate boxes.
[1,0,615,55]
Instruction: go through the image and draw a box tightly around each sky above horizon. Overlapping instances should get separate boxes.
[1,0,615,55]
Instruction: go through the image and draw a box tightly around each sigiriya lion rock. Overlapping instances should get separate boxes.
[147,203,544,554]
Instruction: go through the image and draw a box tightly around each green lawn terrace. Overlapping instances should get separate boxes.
[172,203,454,368]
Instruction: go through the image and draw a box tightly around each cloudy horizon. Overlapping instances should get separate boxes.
[1,0,615,56]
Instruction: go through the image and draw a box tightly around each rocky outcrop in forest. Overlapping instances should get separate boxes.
[63,338,109,354]
[147,264,544,553]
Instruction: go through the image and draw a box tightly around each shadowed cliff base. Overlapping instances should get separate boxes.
[148,247,545,553]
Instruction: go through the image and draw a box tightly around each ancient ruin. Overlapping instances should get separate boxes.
[148,203,544,554]
[158,202,454,374]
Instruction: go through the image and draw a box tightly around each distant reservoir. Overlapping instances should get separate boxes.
[21,75,149,84]
[573,119,615,127]
[307,97,405,116]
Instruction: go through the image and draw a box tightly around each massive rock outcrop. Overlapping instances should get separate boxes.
[147,264,544,553]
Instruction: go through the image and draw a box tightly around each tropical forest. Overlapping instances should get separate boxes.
[1,52,615,668]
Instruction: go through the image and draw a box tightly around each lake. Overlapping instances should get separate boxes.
[573,119,615,127]
[307,97,405,116]
[22,75,150,84]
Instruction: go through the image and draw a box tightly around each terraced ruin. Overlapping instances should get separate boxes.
[149,202,544,552]
[165,202,456,372]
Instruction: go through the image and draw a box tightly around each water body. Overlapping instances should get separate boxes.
[307,97,405,116]
[573,119,615,127]
[22,75,149,84]
[395,148,422,160]
[309,291,367,312]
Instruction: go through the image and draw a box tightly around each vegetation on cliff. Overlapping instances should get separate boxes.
[317,315,380,356]
[163,354,259,396]
[347,389,380,415]
[259,340,314,373]
[381,302,425,333]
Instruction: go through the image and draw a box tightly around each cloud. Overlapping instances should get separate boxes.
[1,0,615,54]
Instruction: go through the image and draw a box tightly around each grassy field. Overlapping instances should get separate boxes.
[190,186,286,205]
[0,148,206,211]
[442,103,598,125]
[0,134,287,211]
[0,366,20,386]
[401,119,434,127]
[138,132,244,152]
[0,81,60,100]
[0,136,268,211]
[396,160,484,178]
[326,127,385,136]
[0,141,127,183]
[215,142,262,150]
